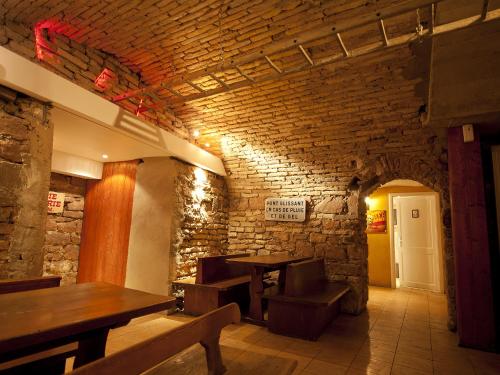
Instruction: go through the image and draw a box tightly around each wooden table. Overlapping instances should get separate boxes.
[0,282,175,370]
[226,255,312,323]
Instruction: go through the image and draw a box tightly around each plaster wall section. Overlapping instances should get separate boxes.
[126,158,176,296]
[125,158,229,295]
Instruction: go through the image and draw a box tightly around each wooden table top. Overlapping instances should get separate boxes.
[226,255,312,268]
[0,282,175,354]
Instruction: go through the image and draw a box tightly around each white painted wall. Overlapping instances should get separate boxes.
[125,158,176,296]
[51,150,103,179]
[0,46,226,176]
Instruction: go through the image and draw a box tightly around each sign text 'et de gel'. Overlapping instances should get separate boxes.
[265,198,306,222]
[48,191,65,213]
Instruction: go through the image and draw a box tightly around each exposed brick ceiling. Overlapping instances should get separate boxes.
[2,1,490,84]
[1,0,497,154]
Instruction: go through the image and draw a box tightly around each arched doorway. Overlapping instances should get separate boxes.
[365,179,444,293]
[352,154,454,329]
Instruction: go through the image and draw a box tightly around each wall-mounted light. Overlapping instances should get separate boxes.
[34,20,58,62]
[365,197,372,210]
[204,143,210,148]
[102,154,109,160]
[193,129,200,138]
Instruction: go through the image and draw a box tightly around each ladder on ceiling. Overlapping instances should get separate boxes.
[113,0,498,113]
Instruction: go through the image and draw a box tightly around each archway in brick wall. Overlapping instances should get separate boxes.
[352,154,455,330]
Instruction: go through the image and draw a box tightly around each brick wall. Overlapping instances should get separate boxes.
[178,43,453,321]
[43,173,85,285]
[172,160,229,281]
[0,94,53,279]
[0,6,456,326]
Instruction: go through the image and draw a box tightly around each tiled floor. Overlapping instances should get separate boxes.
[78,287,500,374]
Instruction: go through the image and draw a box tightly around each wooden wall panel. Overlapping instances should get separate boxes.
[448,127,496,350]
[77,161,138,286]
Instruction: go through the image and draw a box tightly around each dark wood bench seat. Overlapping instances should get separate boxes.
[72,303,242,375]
[265,258,350,341]
[175,275,251,291]
[268,281,349,306]
[173,254,251,315]
[0,275,61,294]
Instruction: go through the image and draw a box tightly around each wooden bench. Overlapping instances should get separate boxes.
[0,275,62,294]
[265,258,350,341]
[0,275,78,374]
[70,303,241,375]
[173,254,251,316]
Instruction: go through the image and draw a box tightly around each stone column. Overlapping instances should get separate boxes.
[0,94,53,279]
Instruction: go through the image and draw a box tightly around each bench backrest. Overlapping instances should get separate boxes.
[195,253,250,284]
[72,303,241,375]
[0,275,62,294]
[284,258,326,297]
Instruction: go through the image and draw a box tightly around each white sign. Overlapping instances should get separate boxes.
[48,191,65,213]
[265,198,306,222]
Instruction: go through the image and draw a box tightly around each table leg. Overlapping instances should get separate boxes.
[248,266,265,321]
[73,328,109,368]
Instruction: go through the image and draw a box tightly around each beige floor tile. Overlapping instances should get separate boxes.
[350,356,392,373]
[361,338,398,353]
[315,346,358,367]
[303,359,348,374]
[355,346,395,363]
[391,364,432,375]
[277,351,313,373]
[282,339,323,358]
[393,352,433,372]
[66,286,500,375]
[432,359,475,375]
[395,344,432,361]
[256,332,296,351]
[467,350,500,375]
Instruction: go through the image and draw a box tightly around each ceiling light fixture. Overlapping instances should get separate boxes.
[193,129,200,138]
[102,154,109,159]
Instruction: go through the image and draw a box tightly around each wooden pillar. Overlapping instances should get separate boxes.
[77,161,138,286]
[448,126,496,350]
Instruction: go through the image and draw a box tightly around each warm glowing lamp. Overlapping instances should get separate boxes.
[365,197,372,209]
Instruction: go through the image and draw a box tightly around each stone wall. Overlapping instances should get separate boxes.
[178,43,453,321]
[0,22,187,138]
[172,160,229,280]
[43,173,85,285]
[0,93,53,279]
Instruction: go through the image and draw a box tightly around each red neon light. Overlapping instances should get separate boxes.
[34,20,58,61]
[94,68,116,91]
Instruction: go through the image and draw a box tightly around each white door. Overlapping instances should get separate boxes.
[397,194,440,292]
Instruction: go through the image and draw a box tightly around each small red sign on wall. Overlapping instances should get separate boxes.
[48,191,65,213]
[366,210,387,233]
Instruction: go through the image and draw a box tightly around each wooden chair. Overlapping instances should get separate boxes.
[0,275,77,374]
[71,303,241,375]
[173,254,251,315]
[265,258,350,340]
[0,275,62,294]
